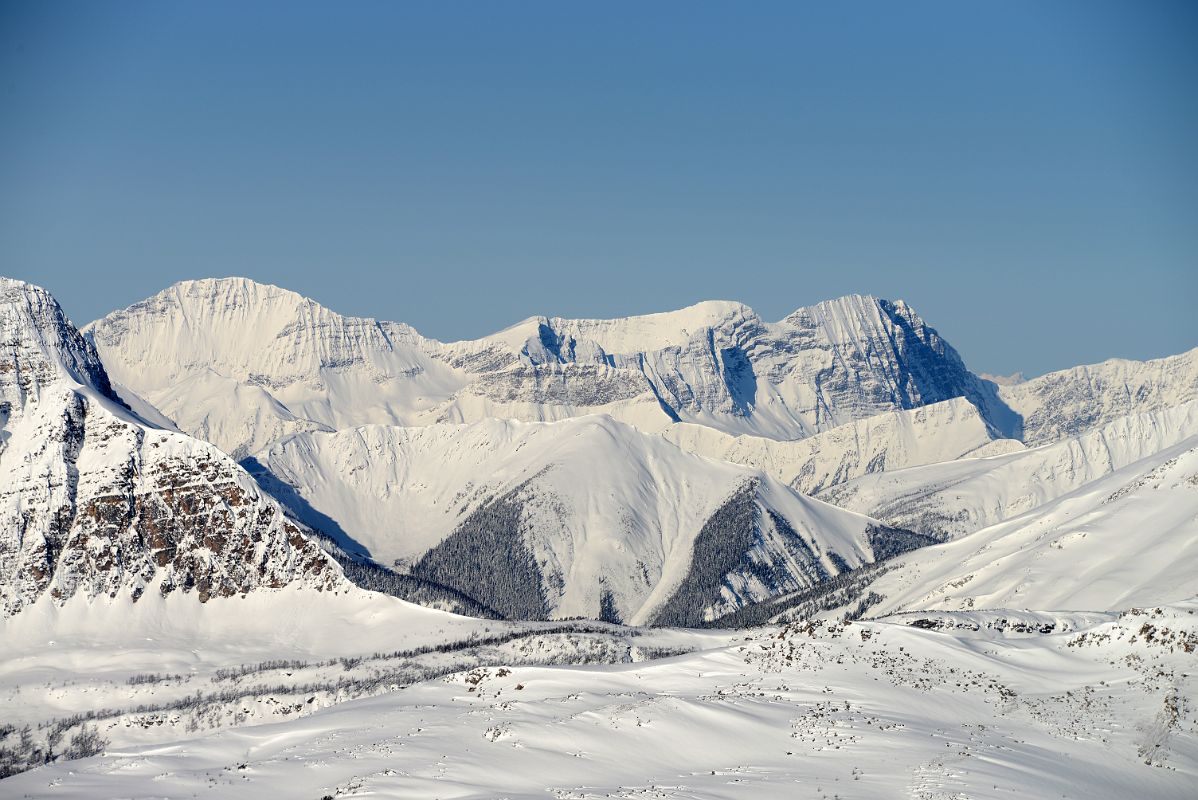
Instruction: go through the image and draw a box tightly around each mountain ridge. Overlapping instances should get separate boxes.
[818,398,1198,539]
[86,277,1021,459]
[999,346,1198,445]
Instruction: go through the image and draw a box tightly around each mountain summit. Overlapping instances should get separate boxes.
[1,277,120,421]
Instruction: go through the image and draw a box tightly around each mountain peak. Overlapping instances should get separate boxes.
[124,276,314,320]
[1,276,118,408]
[1,276,346,617]
[87,277,1029,450]
[782,292,899,324]
[88,276,431,380]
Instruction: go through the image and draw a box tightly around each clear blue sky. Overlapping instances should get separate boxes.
[2,1,1194,376]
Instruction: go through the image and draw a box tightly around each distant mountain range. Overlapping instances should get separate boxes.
[84,278,1021,456]
[3,273,1195,628]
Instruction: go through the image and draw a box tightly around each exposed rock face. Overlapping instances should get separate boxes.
[440,295,1019,438]
[1000,348,1198,445]
[0,278,119,428]
[0,277,341,617]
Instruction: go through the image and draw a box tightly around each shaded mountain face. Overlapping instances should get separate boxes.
[0,278,342,617]
[440,294,1022,439]
[85,278,1019,458]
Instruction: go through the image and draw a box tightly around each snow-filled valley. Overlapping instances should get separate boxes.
[3,274,1196,798]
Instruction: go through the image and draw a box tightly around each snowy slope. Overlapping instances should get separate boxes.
[662,396,1017,496]
[1001,346,1198,445]
[251,415,928,626]
[7,602,1196,799]
[87,278,1018,457]
[0,581,725,779]
[0,277,344,616]
[819,399,1198,539]
[835,436,1198,615]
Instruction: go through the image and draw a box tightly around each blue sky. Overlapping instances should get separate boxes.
[2,1,1194,376]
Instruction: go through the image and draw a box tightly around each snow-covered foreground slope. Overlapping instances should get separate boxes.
[831,436,1198,616]
[663,396,1016,496]
[0,587,727,780]
[87,278,1017,456]
[6,603,1196,799]
[819,399,1198,539]
[252,415,929,626]
[1000,347,1198,445]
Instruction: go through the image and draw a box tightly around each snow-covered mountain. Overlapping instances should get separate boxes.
[6,271,1198,797]
[818,399,1198,539]
[661,395,1020,496]
[86,278,1018,458]
[251,415,930,626]
[432,292,1020,439]
[0,275,123,428]
[1000,347,1198,445]
[0,277,343,617]
[823,435,1198,616]
[77,276,1198,624]
[83,278,468,458]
